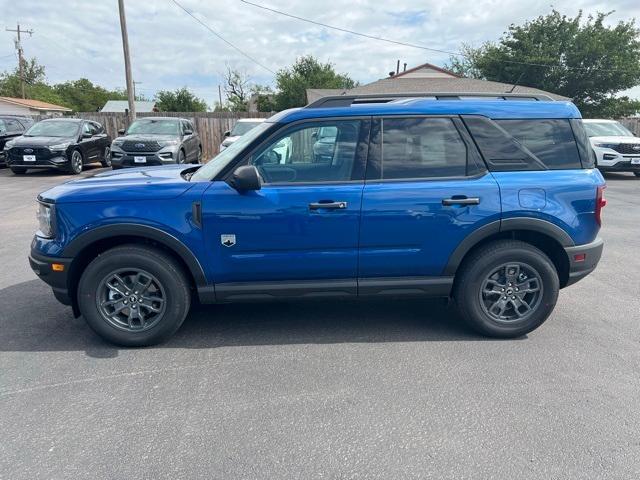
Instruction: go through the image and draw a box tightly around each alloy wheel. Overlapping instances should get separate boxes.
[71,151,83,173]
[96,268,167,332]
[479,262,543,323]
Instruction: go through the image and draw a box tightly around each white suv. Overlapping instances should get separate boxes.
[219,118,265,152]
[583,119,640,177]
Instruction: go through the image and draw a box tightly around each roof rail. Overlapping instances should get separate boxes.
[306,92,555,108]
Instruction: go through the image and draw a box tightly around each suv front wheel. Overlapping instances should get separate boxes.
[454,240,559,338]
[77,245,191,346]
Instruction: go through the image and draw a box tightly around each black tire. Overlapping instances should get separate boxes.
[196,145,202,164]
[10,167,27,175]
[454,240,559,338]
[100,146,112,167]
[69,150,83,174]
[178,149,186,164]
[77,245,191,346]
[634,172,640,177]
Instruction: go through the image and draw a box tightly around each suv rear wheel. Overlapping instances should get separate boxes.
[77,245,191,346]
[454,240,559,338]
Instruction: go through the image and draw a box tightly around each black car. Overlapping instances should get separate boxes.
[110,117,202,169]
[0,116,34,166]
[5,118,112,175]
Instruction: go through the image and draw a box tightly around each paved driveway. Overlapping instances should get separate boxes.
[1,167,639,479]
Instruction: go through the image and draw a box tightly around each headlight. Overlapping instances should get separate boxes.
[36,202,55,238]
[50,142,71,151]
[157,139,179,147]
[4,139,15,150]
[112,138,124,147]
[594,143,619,149]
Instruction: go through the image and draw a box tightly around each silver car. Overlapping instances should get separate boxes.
[110,117,202,169]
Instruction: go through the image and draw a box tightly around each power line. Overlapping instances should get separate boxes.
[169,0,276,75]
[238,0,638,74]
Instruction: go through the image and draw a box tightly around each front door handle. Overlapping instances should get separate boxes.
[442,196,481,206]
[309,201,348,210]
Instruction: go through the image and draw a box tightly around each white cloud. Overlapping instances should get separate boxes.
[0,0,638,107]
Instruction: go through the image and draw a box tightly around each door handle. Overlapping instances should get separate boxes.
[309,201,348,210]
[442,196,481,206]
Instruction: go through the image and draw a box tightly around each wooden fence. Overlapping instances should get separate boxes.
[619,118,640,135]
[30,111,274,160]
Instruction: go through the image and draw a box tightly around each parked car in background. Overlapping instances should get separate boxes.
[30,94,605,346]
[0,116,34,166]
[583,119,640,177]
[219,118,265,152]
[110,117,201,169]
[5,118,111,175]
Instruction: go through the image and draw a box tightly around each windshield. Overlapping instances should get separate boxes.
[584,121,634,137]
[191,122,272,181]
[127,119,180,135]
[231,121,263,136]
[25,121,79,137]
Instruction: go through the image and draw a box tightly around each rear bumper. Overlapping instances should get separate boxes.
[29,249,72,305]
[564,237,603,287]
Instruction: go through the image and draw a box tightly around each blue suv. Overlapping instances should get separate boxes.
[29,93,606,346]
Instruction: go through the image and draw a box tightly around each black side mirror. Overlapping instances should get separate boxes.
[224,130,231,137]
[118,128,126,135]
[229,165,262,192]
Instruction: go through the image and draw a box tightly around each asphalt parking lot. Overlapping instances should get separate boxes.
[1,166,639,479]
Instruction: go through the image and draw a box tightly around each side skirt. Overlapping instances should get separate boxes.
[200,276,453,303]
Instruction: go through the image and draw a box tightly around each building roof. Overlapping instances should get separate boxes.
[101,100,156,113]
[0,96,72,112]
[390,62,461,78]
[306,88,349,104]
[274,98,581,124]
[347,77,569,101]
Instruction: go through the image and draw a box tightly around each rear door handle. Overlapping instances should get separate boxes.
[442,197,481,206]
[309,201,348,210]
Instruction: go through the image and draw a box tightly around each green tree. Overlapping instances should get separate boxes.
[53,78,127,112]
[155,87,208,112]
[275,55,358,110]
[0,57,66,106]
[252,85,276,112]
[445,10,640,117]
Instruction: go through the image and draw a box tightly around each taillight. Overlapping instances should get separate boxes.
[595,185,607,226]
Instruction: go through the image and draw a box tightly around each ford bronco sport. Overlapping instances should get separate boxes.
[29,93,605,346]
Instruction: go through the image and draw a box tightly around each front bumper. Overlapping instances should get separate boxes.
[597,159,640,173]
[7,153,70,170]
[564,237,604,287]
[29,249,73,305]
[111,147,178,168]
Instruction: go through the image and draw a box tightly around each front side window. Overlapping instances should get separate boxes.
[380,118,468,179]
[5,119,23,133]
[250,120,362,184]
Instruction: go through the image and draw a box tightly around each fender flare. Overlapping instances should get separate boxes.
[62,223,208,288]
[443,218,574,276]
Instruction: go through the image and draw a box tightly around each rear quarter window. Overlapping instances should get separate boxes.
[496,119,582,169]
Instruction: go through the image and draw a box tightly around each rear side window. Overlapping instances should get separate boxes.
[380,117,470,179]
[496,119,582,169]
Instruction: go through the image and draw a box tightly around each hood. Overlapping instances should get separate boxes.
[589,135,640,145]
[12,136,75,147]
[222,136,239,146]
[39,165,198,204]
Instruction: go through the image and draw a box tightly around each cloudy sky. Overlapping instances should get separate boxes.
[1,0,639,106]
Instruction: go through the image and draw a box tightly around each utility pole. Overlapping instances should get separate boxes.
[133,81,142,100]
[6,23,34,99]
[118,0,136,121]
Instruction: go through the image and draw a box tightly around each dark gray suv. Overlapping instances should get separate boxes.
[110,117,202,169]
